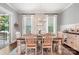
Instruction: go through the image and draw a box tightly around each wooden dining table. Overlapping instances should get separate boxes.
[16,35,63,54]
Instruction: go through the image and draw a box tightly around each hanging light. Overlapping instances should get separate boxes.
[34,4,46,22]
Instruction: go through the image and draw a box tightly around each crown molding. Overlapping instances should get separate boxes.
[59,3,73,13]
[19,13,58,15]
[6,3,19,14]
[6,3,72,15]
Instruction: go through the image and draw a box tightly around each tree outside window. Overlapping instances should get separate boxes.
[0,16,9,31]
[0,16,9,49]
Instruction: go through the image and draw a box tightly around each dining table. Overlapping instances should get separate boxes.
[16,34,63,55]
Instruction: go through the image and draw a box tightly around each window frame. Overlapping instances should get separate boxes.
[0,14,10,49]
[47,15,57,34]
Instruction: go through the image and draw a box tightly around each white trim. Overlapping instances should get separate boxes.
[63,3,73,11]
[22,15,26,35]
[0,6,12,14]
[6,3,73,14]
[31,15,32,33]
[46,15,48,33]
[9,15,12,43]
[53,15,57,34]
[0,8,12,43]
[59,3,73,13]
[0,14,9,16]
[6,3,18,13]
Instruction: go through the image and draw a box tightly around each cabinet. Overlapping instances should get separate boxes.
[75,35,79,51]
[63,32,79,52]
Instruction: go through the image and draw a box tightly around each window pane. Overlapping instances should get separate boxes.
[26,17,31,26]
[0,16,9,49]
[26,26,31,33]
[26,15,31,33]
[48,26,53,32]
[48,15,53,33]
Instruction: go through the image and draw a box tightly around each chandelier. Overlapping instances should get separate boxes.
[35,13,46,26]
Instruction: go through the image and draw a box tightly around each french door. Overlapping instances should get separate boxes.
[0,15,10,49]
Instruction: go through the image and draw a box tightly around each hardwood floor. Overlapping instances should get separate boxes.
[1,43,79,55]
[9,44,79,55]
[62,44,79,55]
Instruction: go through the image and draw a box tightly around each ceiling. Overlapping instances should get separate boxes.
[8,3,72,14]
[0,6,7,14]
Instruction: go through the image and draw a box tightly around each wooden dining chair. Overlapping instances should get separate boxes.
[42,33,53,55]
[57,32,64,54]
[16,38,25,55]
[25,34,37,55]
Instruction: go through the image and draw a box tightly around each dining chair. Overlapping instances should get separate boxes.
[16,32,21,55]
[16,38,25,55]
[42,33,53,55]
[57,32,64,44]
[25,34,37,55]
[57,32,64,54]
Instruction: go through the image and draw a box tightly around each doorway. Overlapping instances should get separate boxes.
[0,15,10,49]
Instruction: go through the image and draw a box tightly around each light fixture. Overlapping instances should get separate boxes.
[14,22,19,27]
[35,13,46,26]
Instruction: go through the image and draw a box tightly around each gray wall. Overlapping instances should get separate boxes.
[57,3,79,31]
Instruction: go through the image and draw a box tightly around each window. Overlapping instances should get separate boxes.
[48,15,53,33]
[48,15,57,34]
[0,16,9,49]
[26,16,31,33]
[22,15,31,35]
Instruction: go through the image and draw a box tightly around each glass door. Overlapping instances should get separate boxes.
[0,16,10,49]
